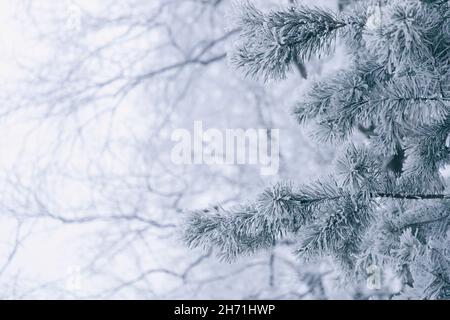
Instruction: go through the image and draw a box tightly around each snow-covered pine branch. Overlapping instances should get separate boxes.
[184,0,450,299]
[230,2,366,81]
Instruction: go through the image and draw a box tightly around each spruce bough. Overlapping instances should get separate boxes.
[183,0,450,299]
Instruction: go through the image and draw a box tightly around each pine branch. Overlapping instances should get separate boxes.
[230,3,354,80]
[184,177,450,261]
[183,181,345,261]
[296,69,449,143]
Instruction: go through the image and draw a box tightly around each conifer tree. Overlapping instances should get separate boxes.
[183,0,450,299]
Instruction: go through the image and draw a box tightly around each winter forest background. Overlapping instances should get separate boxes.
[0,0,449,299]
